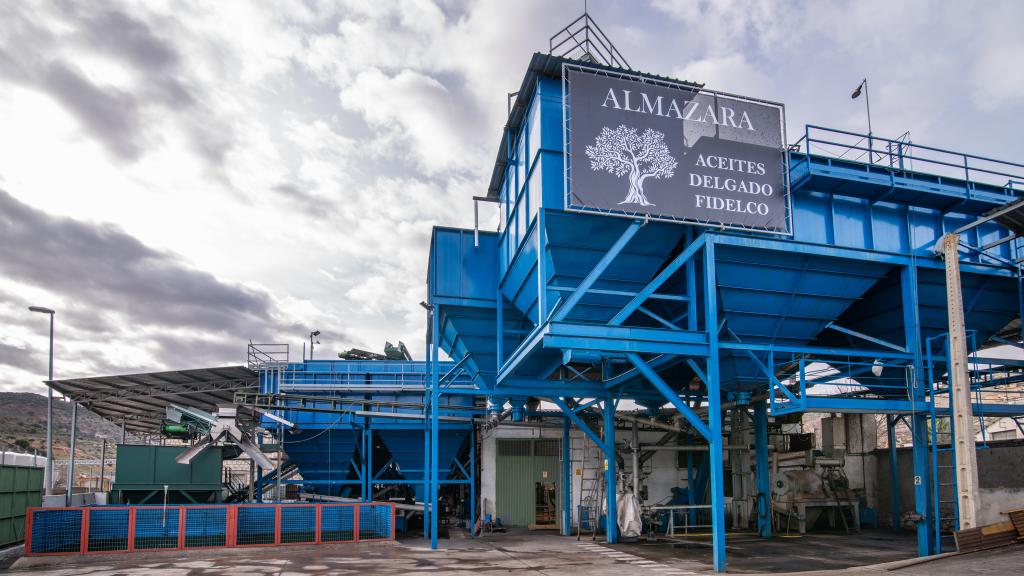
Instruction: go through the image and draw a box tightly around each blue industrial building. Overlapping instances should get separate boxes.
[421,45,1024,572]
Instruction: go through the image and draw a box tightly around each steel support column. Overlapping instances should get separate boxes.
[902,263,934,555]
[470,420,476,538]
[562,415,572,536]
[705,240,727,573]
[430,310,440,549]
[66,402,77,505]
[940,233,981,529]
[603,397,618,544]
[887,415,901,532]
[754,401,771,538]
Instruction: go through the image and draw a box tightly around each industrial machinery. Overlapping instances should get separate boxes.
[238,347,480,527]
[110,444,224,504]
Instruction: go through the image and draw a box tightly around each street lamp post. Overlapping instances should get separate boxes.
[28,306,55,497]
[851,78,873,161]
[309,330,320,361]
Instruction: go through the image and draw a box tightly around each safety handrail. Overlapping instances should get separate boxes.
[798,125,1024,196]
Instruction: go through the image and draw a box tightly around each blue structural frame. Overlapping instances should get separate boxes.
[425,52,1024,572]
[251,358,482,538]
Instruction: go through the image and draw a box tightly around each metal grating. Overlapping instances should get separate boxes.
[134,507,179,550]
[280,506,315,544]
[29,509,82,554]
[86,508,129,552]
[236,506,276,546]
[320,505,355,542]
[183,507,226,548]
[498,439,531,457]
[534,440,560,457]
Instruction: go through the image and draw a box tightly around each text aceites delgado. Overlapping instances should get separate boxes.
[690,153,774,216]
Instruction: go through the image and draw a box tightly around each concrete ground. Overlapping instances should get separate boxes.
[5,529,1022,575]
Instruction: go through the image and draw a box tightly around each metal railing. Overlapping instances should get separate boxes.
[648,504,719,536]
[248,343,289,370]
[25,502,395,556]
[791,125,1024,197]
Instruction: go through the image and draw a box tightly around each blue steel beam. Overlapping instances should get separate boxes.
[551,219,642,322]
[625,352,712,440]
[544,322,709,356]
[712,232,1015,277]
[825,322,908,353]
[562,415,572,536]
[754,401,770,538]
[602,353,684,389]
[887,415,901,533]
[901,262,934,556]
[430,310,440,550]
[705,240,727,573]
[719,341,914,360]
[550,396,611,454]
[604,397,618,544]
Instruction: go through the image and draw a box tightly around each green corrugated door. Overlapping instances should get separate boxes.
[0,465,43,547]
[495,439,561,528]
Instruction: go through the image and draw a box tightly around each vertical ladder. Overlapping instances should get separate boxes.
[576,423,605,540]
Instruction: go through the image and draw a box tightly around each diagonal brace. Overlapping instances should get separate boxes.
[610,235,706,326]
[825,322,907,353]
[626,353,712,440]
[550,396,611,455]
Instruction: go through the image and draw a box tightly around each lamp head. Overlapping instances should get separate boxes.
[850,86,862,99]
[28,306,55,315]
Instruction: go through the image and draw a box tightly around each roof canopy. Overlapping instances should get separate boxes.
[47,366,257,433]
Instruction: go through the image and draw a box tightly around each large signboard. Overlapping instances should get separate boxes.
[564,64,790,233]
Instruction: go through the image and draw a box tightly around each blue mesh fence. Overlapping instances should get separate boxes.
[236,506,276,546]
[320,505,355,542]
[86,508,129,552]
[134,507,180,550]
[28,503,393,555]
[183,507,227,548]
[29,509,82,554]
[280,506,316,544]
[359,505,392,540]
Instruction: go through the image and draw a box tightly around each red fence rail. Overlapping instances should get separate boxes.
[25,502,395,556]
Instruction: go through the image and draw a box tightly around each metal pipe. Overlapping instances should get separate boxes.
[66,402,77,505]
[276,425,283,503]
[98,439,107,492]
[46,313,54,495]
[631,421,640,498]
[639,444,763,452]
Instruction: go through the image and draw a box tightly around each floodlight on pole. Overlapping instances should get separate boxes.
[28,306,56,496]
[851,78,873,160]
[309,330,320,360]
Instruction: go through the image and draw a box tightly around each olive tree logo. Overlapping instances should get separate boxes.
[585,125,677,206]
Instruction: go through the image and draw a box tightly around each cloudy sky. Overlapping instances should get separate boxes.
[1,0,1022,393]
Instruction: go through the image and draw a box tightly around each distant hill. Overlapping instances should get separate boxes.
[0,392,123,460]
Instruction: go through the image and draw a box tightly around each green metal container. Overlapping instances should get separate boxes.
[0,464,43,547]
[111,445,223,505]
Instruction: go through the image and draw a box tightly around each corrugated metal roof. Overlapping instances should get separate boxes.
[47,366,257,433]
[486,52,703,199]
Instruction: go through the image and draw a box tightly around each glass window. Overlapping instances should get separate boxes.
[529,160,542,222]
[498,188,506,233]
[516,134,527,197]
[527,98,541,165]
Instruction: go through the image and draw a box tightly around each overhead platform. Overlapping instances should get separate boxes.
[47,366,257,432]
